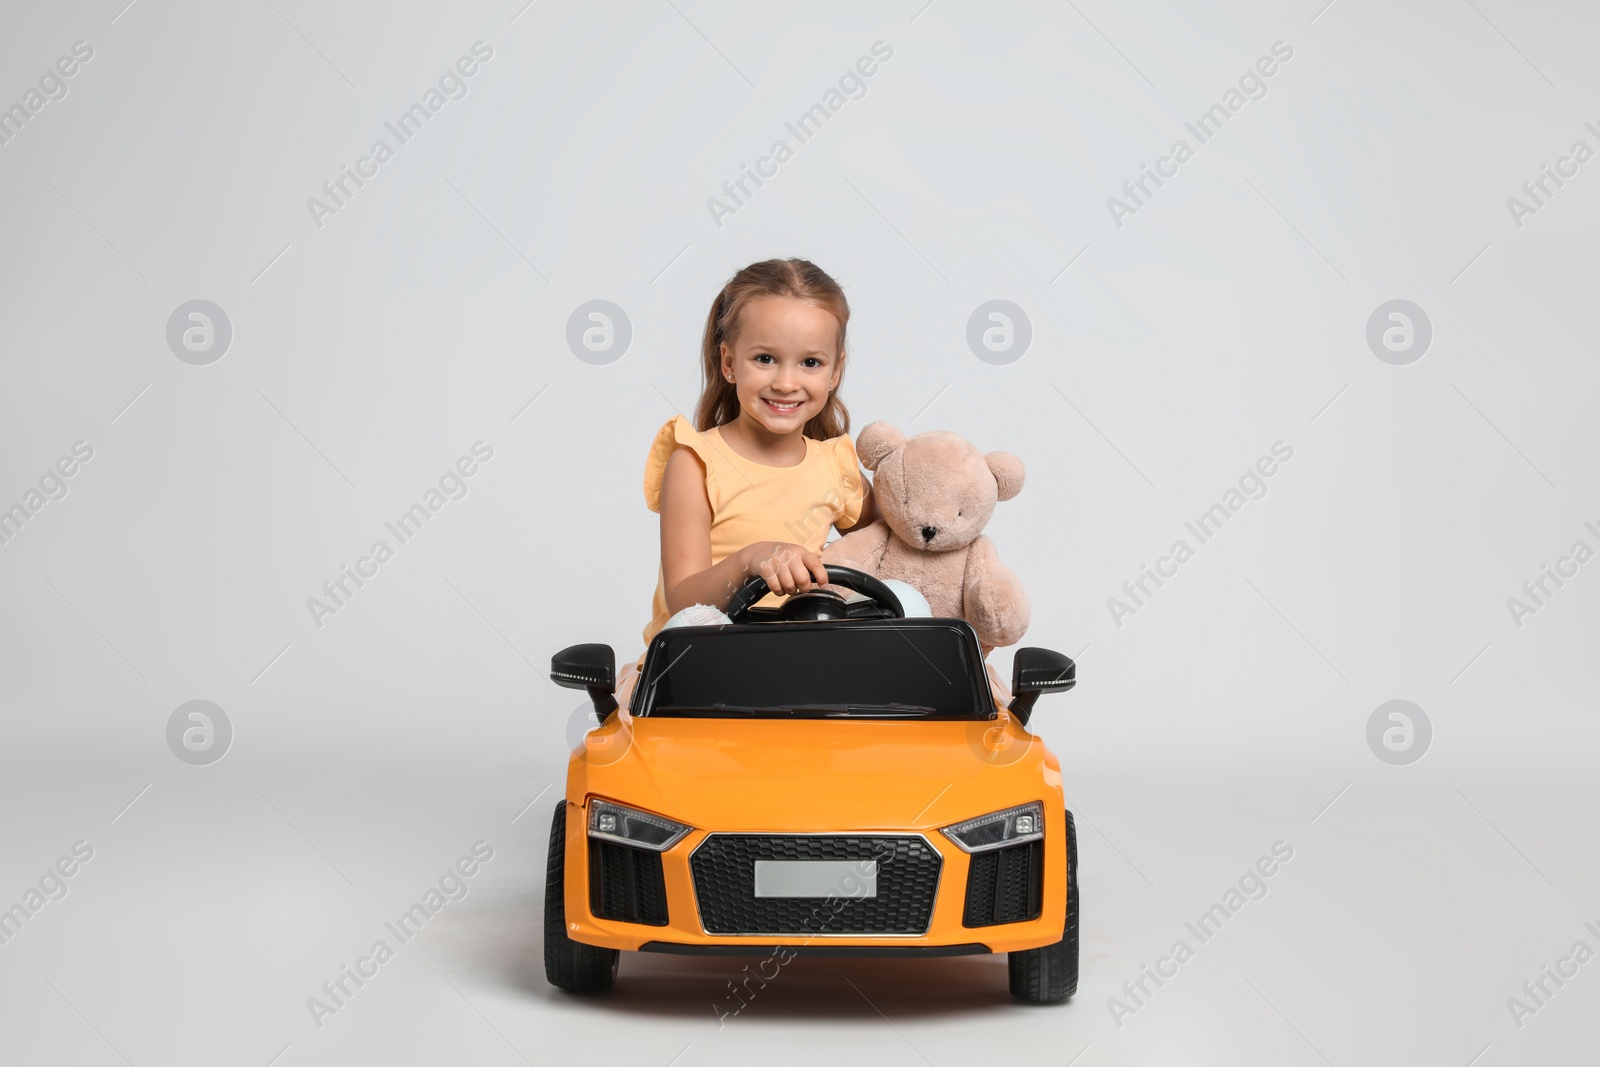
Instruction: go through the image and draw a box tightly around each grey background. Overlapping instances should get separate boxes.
[2,0,1597,1064]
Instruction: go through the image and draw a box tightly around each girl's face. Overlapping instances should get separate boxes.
[720,295,842,436]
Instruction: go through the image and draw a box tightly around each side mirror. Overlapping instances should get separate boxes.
[552,643,619,722]
[1007,647,1075,726]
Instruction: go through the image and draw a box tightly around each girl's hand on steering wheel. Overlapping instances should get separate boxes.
[740,541,830,596]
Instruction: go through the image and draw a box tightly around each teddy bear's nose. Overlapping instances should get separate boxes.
[920,525,937,542]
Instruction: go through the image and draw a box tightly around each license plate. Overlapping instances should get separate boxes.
[753,859,878,898]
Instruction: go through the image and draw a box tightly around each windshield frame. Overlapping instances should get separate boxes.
[632,617,995,721]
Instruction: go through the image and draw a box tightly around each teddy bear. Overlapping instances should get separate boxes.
[822,421,1029,656]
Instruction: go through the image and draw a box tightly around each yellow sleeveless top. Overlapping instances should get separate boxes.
[638,413,867,656]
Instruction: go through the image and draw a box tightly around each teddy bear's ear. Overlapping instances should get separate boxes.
[855,421,905,472]
[986,451,1025,501]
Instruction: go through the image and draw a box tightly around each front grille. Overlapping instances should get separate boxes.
[589,841,669,925]
[962,840,1043,927]
[691,835,941,935]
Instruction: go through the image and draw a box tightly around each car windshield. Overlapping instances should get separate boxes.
[635,620,992,720]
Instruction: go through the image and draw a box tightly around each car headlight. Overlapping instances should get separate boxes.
[940,801,1045,853]
[587,799,691,852]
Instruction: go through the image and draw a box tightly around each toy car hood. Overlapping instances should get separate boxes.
[566,715,1061,831]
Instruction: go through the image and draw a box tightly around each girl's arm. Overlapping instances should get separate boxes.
[658,447,828,613]
[834,471,881,534]
[659,448,743,614]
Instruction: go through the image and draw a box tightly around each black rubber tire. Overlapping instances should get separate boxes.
[1008,808,1078,1003]
[544,801,620,994]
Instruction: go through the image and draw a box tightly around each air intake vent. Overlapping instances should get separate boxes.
[589,841,669,926]
[963,840,1042,927]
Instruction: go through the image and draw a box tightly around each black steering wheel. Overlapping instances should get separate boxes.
[725,563,905,624]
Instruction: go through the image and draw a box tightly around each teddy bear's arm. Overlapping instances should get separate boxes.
[821,522,892,573]
[962,534,1031,650]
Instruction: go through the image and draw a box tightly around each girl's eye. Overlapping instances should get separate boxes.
[753,354,823,368]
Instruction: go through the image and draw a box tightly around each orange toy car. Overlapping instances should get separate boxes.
[544,564,1079,1003]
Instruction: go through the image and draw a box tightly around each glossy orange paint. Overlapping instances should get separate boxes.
[562,708,1069,953]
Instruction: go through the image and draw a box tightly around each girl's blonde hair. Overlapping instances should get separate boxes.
[694,258,851,441]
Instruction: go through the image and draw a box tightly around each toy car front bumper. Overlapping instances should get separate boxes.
[638,941,992,957]
[561,802,1070,954]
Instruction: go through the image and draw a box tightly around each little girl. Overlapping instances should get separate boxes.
[613,258,1007,712]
